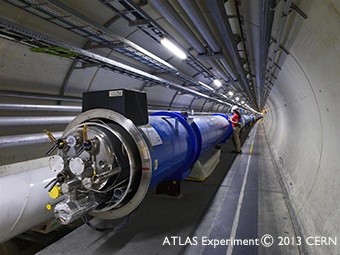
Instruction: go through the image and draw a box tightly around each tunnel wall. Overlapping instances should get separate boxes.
[263,0,340,254]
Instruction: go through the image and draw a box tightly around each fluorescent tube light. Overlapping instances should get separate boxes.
[213,79,222,87]
[161,38,186,59]
[198,81,214,91]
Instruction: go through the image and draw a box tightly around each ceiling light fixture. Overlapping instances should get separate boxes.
[213,79,222,87]
[198,81,214,91]
[235,97,240,101]
[228,91,234,96]
[160,38,186,59]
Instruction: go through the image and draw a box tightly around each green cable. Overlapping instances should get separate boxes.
[29,47,78,58]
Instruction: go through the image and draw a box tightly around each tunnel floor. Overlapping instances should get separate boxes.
[36,121,300,255]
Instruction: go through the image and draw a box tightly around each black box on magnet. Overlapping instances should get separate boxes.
[82,89,148,125]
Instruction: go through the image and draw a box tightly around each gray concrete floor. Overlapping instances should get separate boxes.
[37,121,300,255]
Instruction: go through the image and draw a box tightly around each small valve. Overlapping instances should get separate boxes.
[44,129,68,156]
[72,125,97,158]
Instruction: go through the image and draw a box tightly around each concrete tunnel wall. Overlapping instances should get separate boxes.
[263,0,340,254]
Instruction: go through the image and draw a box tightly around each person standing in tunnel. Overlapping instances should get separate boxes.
[229,106,242,153]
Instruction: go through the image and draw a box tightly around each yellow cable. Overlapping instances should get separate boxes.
[43,129,58,143]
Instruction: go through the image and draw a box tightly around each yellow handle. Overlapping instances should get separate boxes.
[49,185,61,199]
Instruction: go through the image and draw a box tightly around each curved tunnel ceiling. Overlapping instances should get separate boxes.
[0,0,294,113]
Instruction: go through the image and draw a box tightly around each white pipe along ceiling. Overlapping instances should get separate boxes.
[0,0,339,254]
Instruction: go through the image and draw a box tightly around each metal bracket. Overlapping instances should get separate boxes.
[291,3,308,19]
[75,63,103,69]
[224,80,240,85]
[84,42,127,49]
[197,47,224,60]
[240,57,247,66]
[128,19,150,27]
[22,2,48,9]
[283,0,308,19]
[270,37,290,55]
[267,58,282,70]
[137,0,148,7]
[270,73,277,80]
[234,34,243,45]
